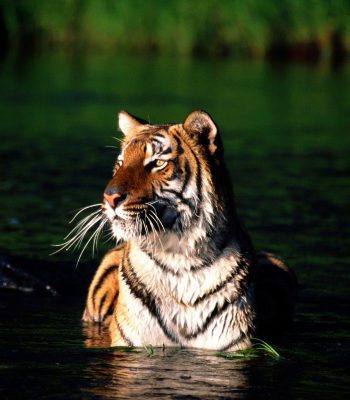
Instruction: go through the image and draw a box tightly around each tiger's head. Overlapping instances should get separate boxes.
[103,110,234,249]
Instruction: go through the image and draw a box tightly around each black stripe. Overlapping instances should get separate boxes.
[177,131,203,205]
[218,306,235,342]
[193,257,250,305]
[122,252,245,343]
[158,187,194,208]
[115,315,134,347]
[173,135,184,155]
[142,248,217,275]
[219,331,246,352]
[178,137,203,214]
[121,254,181,345]
[140,247,251,309]
[159,132,202,222]
[152,132,165,139]
[143,248,245,281]
[142,249,180,275]
[180,159,192,193]
[92,264,118,308]
[98,293,108,322]
[165,163,179,181]
[191,147,203,205]
[182,300,232,340]
[104,291,118,320]
[193,271,237,305]
[151,138,162,145]
[161,146,172,155]
[151,142,157,154]
[217,311,230,338]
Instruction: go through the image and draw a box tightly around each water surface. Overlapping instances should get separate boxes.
[0,54,349,399]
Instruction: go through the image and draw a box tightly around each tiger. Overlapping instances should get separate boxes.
[81,110,297,351]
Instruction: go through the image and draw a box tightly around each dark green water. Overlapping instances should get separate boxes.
[0,54,349,399]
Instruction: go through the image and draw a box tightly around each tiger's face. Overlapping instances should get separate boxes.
[103,110,221,243]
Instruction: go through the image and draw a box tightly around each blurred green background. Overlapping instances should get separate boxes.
[1,0,350,61]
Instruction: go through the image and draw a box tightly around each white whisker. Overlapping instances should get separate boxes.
[75,226,100,267]
[146,211,164,252]
[93,218,108,256]
[69,203,102,223]
[149,209,165,233]
[65,209,101,239]
[144,213,155,253]
[54,215,101,253]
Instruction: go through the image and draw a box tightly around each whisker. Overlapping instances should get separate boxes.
[102,230,115,245]
[148,211,163,234]
[70,216,103,252]
[141,217,150,251]
[93,218,108,256]
[144,213,155,253]
[65,210,101,239]
[75,226,101,267]
[96,218,108,250]
[69,203,102,223]
[146,212,164,253]
[145,200,160,206]
[136,214,142,242]
[150,210,165,232]
[52,214,101,254]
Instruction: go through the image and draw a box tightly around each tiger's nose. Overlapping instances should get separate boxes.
[103,187,127,208]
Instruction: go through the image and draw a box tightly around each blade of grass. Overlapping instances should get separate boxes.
[216,338,280,359]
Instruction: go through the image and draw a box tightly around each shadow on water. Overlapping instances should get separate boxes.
[0,293,348,399]
[0,53,349,399]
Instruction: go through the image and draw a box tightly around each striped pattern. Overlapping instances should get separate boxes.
[111,240,254,350]
[83,111,257,351]
[83,247,122,324]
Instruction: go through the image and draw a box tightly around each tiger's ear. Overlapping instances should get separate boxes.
[183,110,218,155]
[118,111,147,136]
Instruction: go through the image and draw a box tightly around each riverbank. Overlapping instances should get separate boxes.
[1,1,349,63]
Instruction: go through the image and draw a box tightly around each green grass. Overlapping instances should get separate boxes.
[144,344,155,357]
[98,346,141,353]
[216,339,280,360]
[2,0,350,58]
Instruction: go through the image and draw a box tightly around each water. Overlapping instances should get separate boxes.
[0,54,349,399]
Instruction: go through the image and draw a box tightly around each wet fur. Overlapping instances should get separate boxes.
[82,111,297,351]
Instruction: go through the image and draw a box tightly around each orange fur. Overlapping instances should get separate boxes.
[81,111,297,349]
[82,245,124,324]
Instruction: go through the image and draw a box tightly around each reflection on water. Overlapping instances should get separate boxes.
[0,54,349,399]
[83,321,111,348]
[83,348,252,399]
[1,294,347,399]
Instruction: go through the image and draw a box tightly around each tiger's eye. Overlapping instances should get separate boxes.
[155,160,165,167]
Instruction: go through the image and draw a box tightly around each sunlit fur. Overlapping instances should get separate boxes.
[78,110,296,351]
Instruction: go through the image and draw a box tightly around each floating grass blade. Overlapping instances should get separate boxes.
[216,348,260,359]
[109,346,140,353]
[252,338,280,358]
[144,344,155,356]
[216,338,280,360]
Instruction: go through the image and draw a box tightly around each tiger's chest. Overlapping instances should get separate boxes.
[112,246,253,351]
